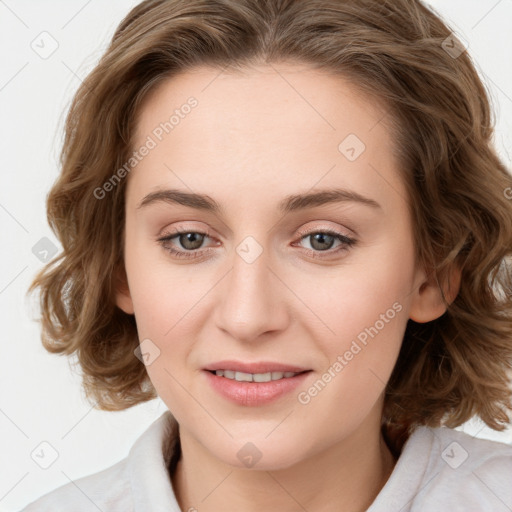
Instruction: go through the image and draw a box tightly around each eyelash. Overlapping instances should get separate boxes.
[156,227,357,261]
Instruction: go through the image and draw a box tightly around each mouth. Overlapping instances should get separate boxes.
[206,369,310,382]
[202,360,313,406]
[203,360,311,375]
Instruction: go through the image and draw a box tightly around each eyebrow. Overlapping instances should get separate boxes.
[136,187,382,214]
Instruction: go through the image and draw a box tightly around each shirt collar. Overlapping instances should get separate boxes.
[127,410,182,512]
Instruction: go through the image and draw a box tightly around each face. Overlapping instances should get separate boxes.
[116,62,443,470]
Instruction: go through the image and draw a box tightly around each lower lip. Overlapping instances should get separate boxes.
[204,370,311,406]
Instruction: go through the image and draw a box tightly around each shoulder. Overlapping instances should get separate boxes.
[19,411,178,512]
[19,456,133,511]
[427,426,512,477]
[413,426,512,510]
[369,425,512,512]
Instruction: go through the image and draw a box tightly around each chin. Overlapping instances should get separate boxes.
[208,436,313,472]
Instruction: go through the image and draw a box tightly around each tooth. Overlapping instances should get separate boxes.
[253,372,272,382]
[216,370,299,381]
[235,371,253,382]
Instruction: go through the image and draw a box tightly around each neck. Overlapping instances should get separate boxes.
[170,420,397,512]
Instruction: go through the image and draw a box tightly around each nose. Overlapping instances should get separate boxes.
[213,241,290,343]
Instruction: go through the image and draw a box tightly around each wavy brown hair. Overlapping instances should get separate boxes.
[28,0,512,442]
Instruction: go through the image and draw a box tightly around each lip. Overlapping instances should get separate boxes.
[203,368,312,406]
[203,360,310,374]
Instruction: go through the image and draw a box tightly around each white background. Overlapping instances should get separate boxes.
[1,1,511,510]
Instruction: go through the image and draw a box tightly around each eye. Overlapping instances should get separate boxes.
[157,229,215,260]
[294,229,357,259]
[156,227,357,261]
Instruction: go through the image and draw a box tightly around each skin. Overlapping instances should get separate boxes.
[115,62,456,512]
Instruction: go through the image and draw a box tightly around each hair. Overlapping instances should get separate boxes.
[28,0,512,448]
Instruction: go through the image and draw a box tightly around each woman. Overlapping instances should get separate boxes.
[23,0,512,510]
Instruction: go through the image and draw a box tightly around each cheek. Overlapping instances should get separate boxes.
[299,243,413,341]
[123,234,220,400]
[126,260,203,413]
[124,227,204,332]
[291,238,414,393]
[123,237,185,359]
[289,256,411,438]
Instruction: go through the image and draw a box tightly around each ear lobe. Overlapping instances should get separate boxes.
[114,264,134,315]
[408,264,461,323]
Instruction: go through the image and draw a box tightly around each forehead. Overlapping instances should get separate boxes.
[128,63,406,214]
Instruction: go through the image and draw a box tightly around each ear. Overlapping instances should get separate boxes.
[114,263,134,315]
[409,263,461,323]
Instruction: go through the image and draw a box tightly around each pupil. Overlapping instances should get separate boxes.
[181,232,203,250]
[311,233,334,251]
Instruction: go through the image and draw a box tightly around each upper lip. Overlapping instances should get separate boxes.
[203,360,311,374]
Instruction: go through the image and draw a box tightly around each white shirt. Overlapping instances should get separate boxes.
[20,410,512,511]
